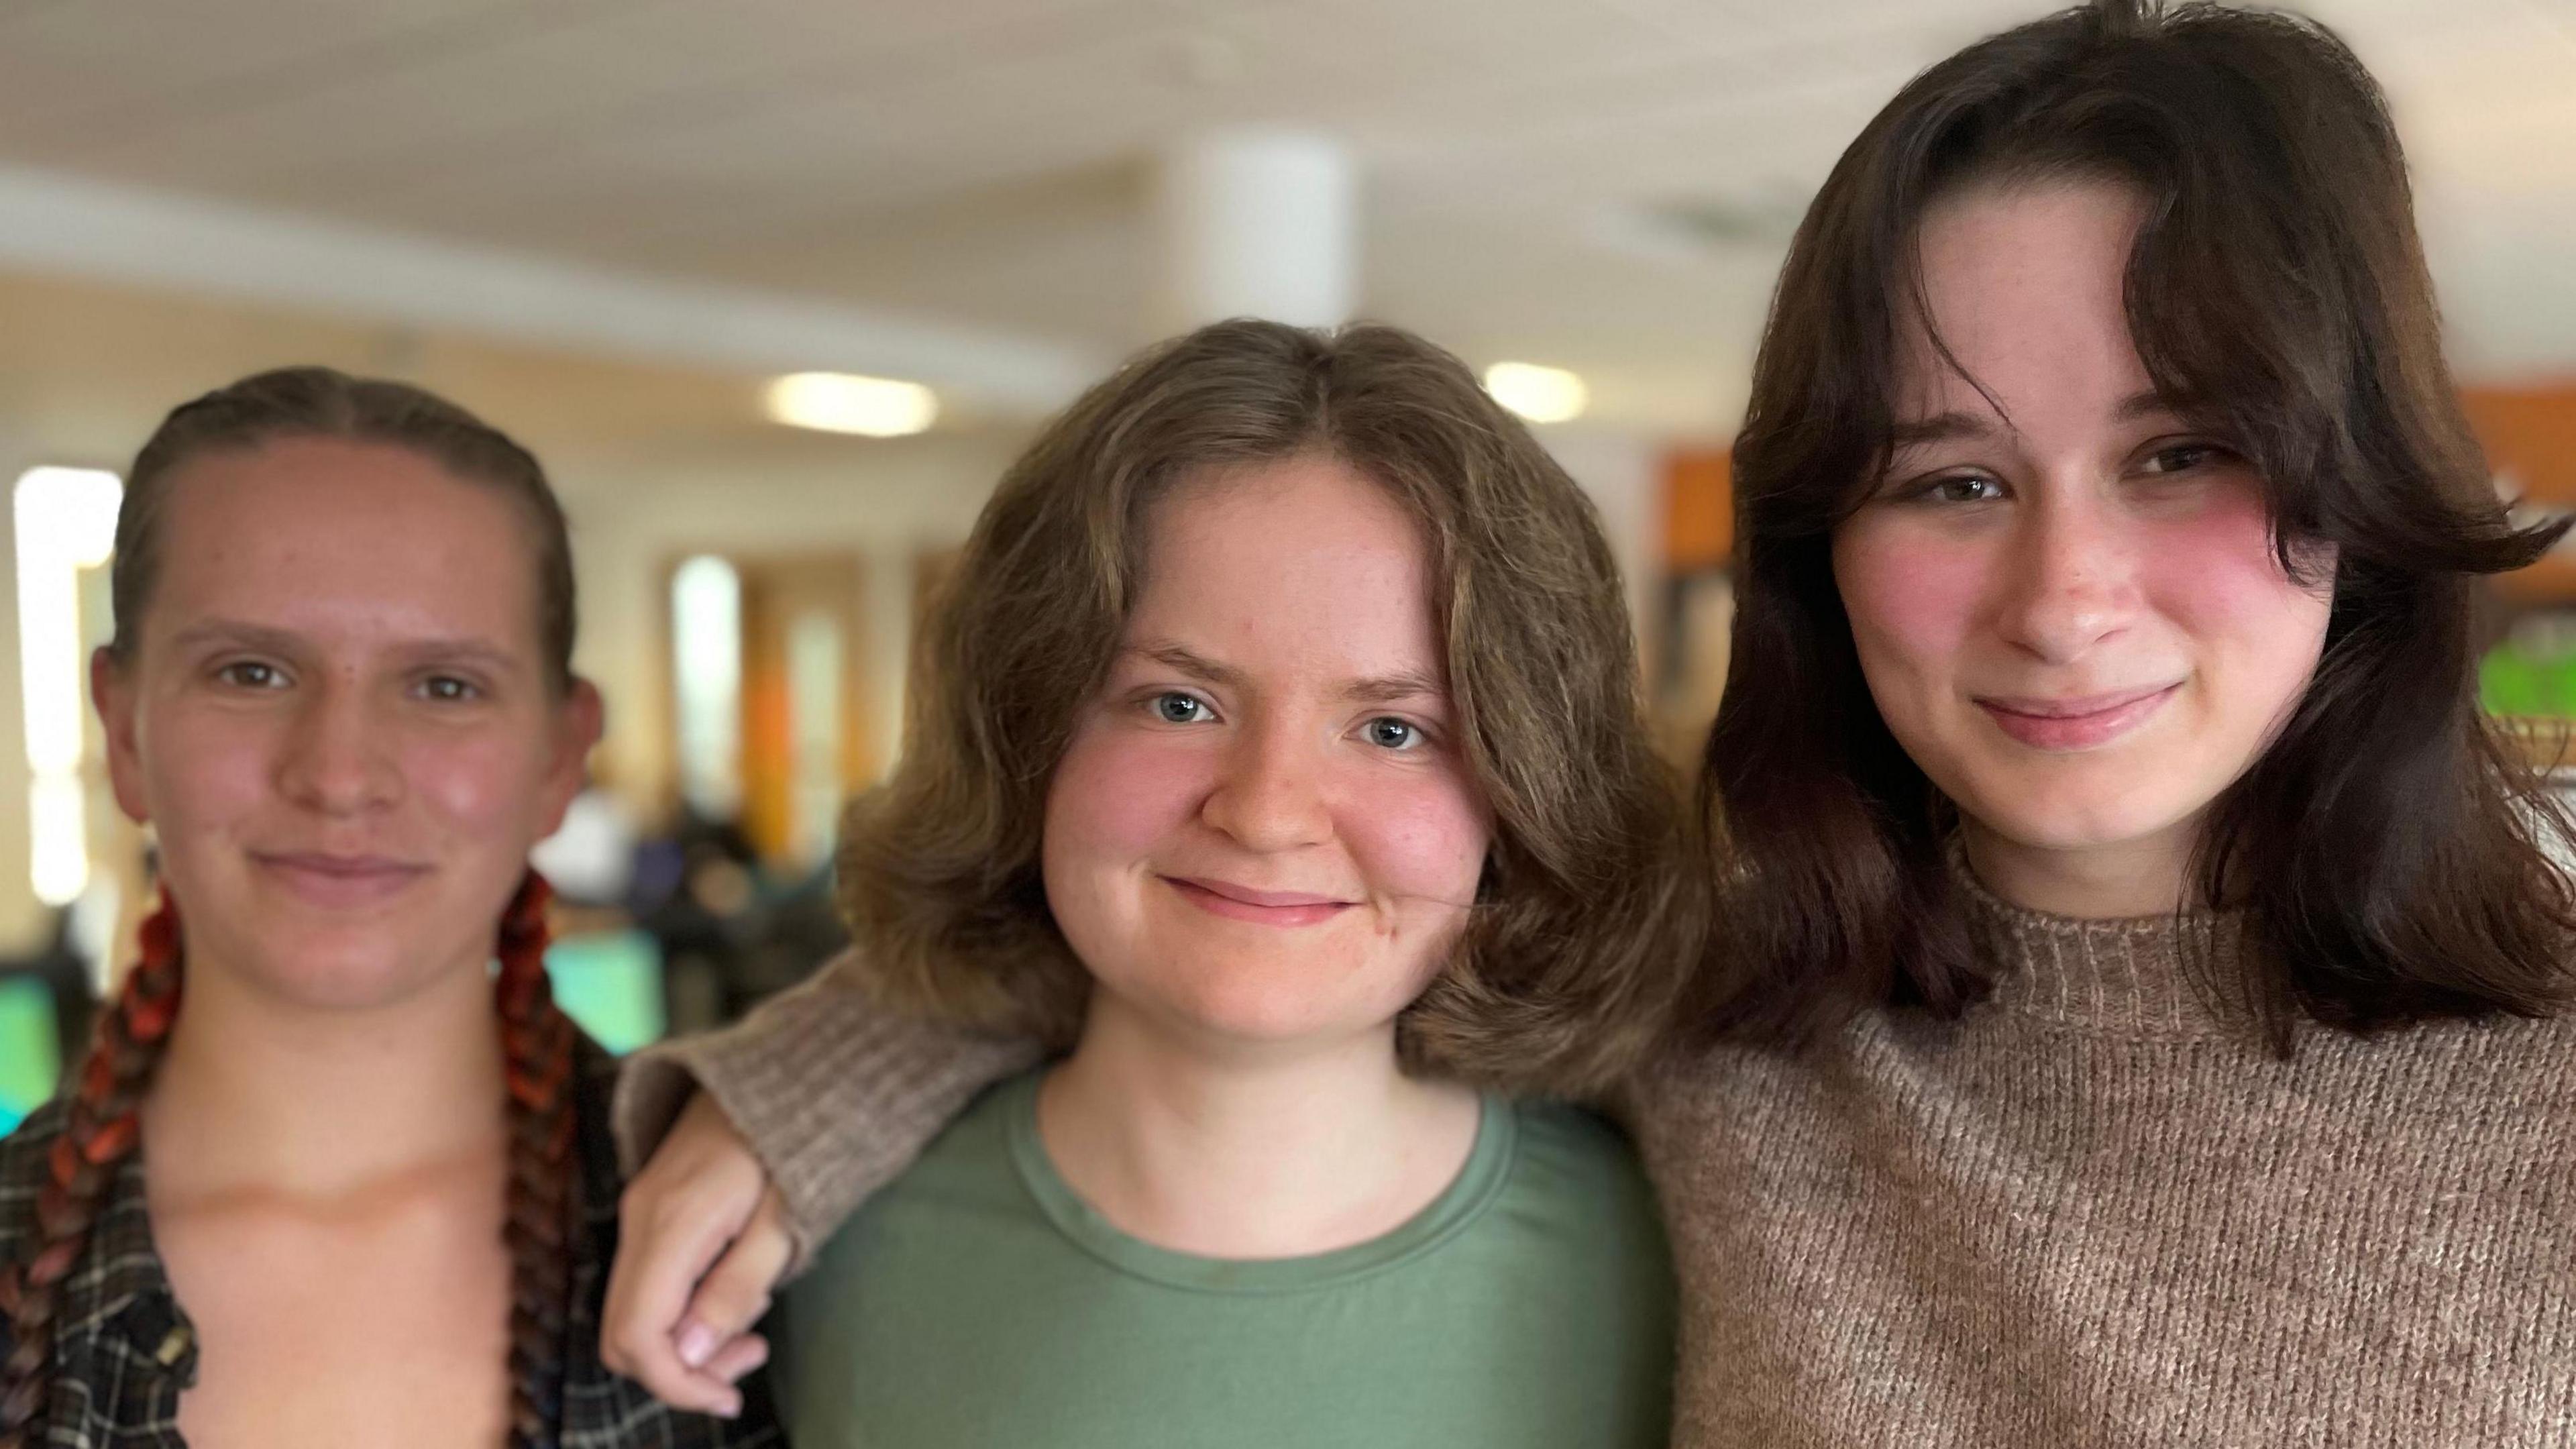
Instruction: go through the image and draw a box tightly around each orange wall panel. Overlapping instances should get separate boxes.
[2470,384,2576,605]
[1663,447,1732,572]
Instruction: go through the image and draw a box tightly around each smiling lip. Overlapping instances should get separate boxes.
[1974,683,2181,751]
[254,852,430,908]
[1164,876,1354,927]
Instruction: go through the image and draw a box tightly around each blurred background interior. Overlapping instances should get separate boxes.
[1,0,2571,1126]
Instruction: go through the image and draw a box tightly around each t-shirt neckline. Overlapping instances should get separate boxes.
[1002,1071,1517,1295]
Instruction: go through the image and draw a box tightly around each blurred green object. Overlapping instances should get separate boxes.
[0,977,62,1135]
[2481,641,2576,718]
[545,929,666,1057]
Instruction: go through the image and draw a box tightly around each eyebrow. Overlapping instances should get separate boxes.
[166,620,309,656]
[166,620,524,673]
[1126,643,1446,707]
[1888,390,2176,449]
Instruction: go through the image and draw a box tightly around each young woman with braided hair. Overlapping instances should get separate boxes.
[0,368,777,1447]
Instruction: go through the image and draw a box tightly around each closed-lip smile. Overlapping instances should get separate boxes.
[1163,875,1354,926]
[1974,682,2181,751]
[254,851,430,906]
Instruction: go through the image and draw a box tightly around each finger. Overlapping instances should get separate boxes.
[682,1189,796,1346]
[604,1186,756,1411]
[705,1332,771,1387]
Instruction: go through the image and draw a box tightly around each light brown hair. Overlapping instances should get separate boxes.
[0,368,584,1448]
[1699,0,2574,1050]
[838,319,1697,1093]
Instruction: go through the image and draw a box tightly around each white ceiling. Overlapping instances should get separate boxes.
[0,0,2569,431]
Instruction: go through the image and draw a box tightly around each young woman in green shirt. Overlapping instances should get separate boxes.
[754,320,1687,1446]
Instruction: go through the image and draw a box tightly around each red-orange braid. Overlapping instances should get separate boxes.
[495,871,579,1449]
[0,896,184,1447]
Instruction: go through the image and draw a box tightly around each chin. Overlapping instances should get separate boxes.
[223,927,476,1014]
[1964,792,2200,858]
[1951,759,2208,857]
[1106,957,1417,1053]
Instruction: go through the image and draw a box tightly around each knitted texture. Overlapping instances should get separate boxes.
[1632,869,2576,1446]
[632,910,2576,1444]
[612,950,1040,1274]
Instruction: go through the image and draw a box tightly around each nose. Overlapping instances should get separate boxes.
[1198,716,1332,853]
[276,674,401,816]
[1993,485,2140,665]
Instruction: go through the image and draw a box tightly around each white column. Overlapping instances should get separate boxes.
[1150,131,1357,334]
[0,444,41,956]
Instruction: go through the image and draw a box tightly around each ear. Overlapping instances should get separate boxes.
[534,676,606,837]
[92,646,151,824]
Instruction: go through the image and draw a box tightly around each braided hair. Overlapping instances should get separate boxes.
[0,875,582,1448]
[0,896,181,1438]
[1,366,589,1446]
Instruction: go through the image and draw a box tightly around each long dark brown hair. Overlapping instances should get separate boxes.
[0,368,585,1447]
[1701,0,2576,1050]
[837,319,1699,1094]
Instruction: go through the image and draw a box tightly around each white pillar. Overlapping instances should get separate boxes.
[0,445,42,956]
[1150,131,1356,334]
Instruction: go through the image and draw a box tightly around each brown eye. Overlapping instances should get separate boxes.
[2144,442,2226,474]
[1929,474,2004,504]
[419,676,480,703]
[215,661,285,690]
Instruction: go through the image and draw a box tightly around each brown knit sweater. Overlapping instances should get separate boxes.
[617,872,2576,1446]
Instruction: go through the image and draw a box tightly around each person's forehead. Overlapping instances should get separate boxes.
[1897,183,2156,424]
[147,439,542,637]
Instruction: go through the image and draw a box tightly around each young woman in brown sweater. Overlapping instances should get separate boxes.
[601,3,2576,1443]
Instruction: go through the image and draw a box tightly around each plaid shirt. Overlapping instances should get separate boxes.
[0,1037,782,1448]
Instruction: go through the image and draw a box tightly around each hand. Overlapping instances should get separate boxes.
[600,1092,797,1417]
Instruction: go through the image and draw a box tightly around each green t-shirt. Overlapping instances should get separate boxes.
[782,1069,1675,1448]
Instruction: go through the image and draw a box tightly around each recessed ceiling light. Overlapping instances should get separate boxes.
[764,372,938,437]
[1483,362,1589,424]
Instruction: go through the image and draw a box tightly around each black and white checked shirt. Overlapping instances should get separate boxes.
[0,1037,782,1448]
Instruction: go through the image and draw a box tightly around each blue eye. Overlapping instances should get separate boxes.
[1153,692,1210,724]
[1364,717,1421,751]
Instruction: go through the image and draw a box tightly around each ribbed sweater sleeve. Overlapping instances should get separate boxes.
[612,947,1042,1273]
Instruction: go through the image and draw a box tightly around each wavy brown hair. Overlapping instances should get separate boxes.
[1699,0,2576,1051]
[837,319,1697,1093]
[0,369,584,1448]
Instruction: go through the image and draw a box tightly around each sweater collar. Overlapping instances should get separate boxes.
[1947,843,2255,1038]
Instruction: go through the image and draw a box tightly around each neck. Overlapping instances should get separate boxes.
[142,951,508,1204]
[1037,993,1481,1260]
[1960,814,2199,919]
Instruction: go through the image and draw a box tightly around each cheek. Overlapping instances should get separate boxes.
[131,704,272,837]
[1042,724,1207,882]
[1337,770,1489,909]
[1833,519,1989,698]
[418,734,566,839]
[2141,496,2332,701]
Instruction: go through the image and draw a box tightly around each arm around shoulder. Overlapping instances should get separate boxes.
[612,945,1044,1261]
